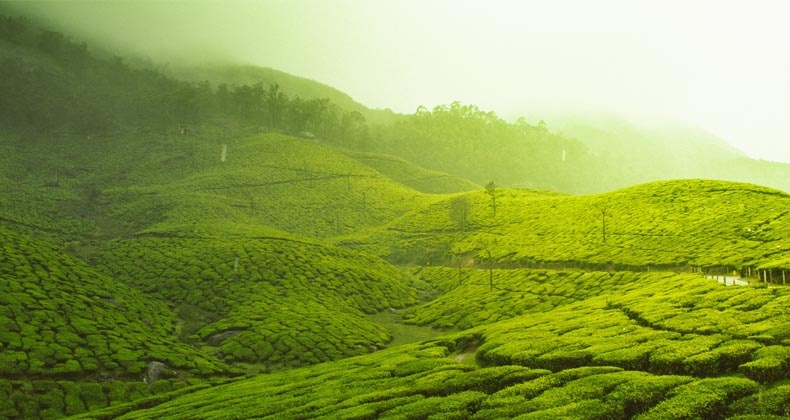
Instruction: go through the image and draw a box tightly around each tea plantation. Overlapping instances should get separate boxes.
[3,15,789,418]
[344,179,790,277]
[66,271,790,419]
[4,130,790,419]
[0,224,238,418]
[92,235,418,368]
[98,132,438,239]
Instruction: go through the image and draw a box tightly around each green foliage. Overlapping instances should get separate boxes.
[0,226,233,382]
[95,234,417,367]
[5,10,790,420]
[0,14,376,146]
[344,150,481,194]
[738,345,790,383]
[729,384,790,417]
[372,102,599,192]
[633,377,759,420]
[346,179,790,274]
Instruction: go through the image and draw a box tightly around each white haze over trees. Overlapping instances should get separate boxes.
[12,0,790,162]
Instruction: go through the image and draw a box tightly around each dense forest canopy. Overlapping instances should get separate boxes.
[0,15,368,144]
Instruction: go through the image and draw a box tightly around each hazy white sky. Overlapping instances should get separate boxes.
[13,0,790,162]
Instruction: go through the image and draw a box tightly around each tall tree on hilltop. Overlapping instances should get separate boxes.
[262,83,287,128]
[450,196,472,232]
[485,181,498,218]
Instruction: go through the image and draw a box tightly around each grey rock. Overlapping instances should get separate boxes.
[143,361,166,384]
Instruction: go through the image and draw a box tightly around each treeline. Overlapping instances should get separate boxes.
[370,102,608,192]
[1,13,610,192]
[0,15,368,144]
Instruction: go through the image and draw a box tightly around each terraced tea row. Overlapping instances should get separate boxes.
[403,268,670,329]
[0,224,240,418]
[0,377,212,419]
[0,225,232,379]
[94,235,418,368]
[474,272,790,381]
[101,133,436,239]
[344,179,790,275]
[343,151,481,194]
[82,324,789,419]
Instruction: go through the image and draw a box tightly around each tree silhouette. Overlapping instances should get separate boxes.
[485,181,498,218]
[450,196,472,232]
[595,204,610,243]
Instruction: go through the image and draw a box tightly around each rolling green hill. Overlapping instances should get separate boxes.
[343,150,481,194]
[0,224,240,419]
[342,179,790,278]
[4,8,790,420]
[65,271,790,419]
[93,235,418,369]
[98,132,433,239]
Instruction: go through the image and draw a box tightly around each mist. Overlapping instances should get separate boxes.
[8,0,790,162]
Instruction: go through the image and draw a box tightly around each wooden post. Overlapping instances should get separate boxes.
[783,270,786,286]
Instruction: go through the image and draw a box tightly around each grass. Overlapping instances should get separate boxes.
[366,309,451,348]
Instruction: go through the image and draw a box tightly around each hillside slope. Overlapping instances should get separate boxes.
[341,179,790,277]
[98,132,436,239]
[69,271,790,419]
[0,225,232,379]
[93,234,418,369]
[546,112,790,193]
[169,64,400,125]
[0,223,242,418]
[343,150,481,194]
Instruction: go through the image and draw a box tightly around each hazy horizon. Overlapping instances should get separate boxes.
[8,0,790,163]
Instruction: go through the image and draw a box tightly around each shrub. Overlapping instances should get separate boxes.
[79,382,108,411]
[635,377,759,420]
[606,374,693,419]
[739,357,786,384]
[0,380,18,419]
[729,384,790,417]
[59,380,87,416]
[738,346,790,383]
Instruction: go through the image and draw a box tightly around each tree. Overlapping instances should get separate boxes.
[450,197,472,232]
[485,181,498,217]
[263,83,288,128]
[596,204,610,243]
